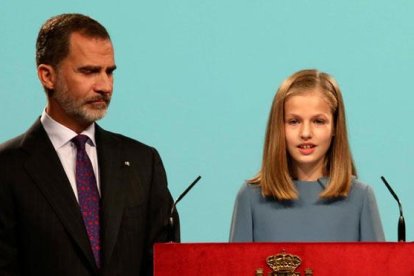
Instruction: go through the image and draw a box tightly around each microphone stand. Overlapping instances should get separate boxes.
[381,176,405,242]
[167,176,202,242]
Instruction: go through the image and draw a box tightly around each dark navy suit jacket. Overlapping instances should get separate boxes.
[0,119,179,275]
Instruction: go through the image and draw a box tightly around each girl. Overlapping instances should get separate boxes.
[230,69,385,241]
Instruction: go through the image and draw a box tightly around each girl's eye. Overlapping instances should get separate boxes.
[314,119,326,125]
[287,119,299,125]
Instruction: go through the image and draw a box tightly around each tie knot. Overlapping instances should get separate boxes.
[72,134,89,150]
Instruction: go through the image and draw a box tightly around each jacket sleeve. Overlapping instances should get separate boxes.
[360,185,385,241]
[229,183,253,242]
[0,168,20,275]
[141,148,179,276]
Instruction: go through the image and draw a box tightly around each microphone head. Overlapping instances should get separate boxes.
[398,215,406,242]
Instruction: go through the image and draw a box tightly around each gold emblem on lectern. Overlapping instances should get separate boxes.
[267,252,301,273]
[255,251,313,276]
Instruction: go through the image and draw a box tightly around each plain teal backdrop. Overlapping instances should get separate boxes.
[1,0,413,242]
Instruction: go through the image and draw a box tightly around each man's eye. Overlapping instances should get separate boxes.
[79,68,98,75]
[80,69,93,74]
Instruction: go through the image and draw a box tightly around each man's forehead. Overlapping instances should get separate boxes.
[69,32,113,48]
[66,32,115,64]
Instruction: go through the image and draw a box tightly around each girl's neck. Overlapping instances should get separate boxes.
[294,162,324,181]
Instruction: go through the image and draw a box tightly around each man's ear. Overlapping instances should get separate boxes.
[37,64,56,90]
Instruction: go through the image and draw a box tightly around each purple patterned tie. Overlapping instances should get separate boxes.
[72,134,101,268]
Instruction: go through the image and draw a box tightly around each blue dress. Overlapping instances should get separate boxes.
[229,178,385,242]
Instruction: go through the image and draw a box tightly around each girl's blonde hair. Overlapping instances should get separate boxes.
[249,69,356,200]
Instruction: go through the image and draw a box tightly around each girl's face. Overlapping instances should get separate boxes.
[284,89,334,180]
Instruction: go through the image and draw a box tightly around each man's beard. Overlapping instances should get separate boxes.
[52,86,111,125]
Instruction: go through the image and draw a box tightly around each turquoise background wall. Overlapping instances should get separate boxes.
[1,1,413,242]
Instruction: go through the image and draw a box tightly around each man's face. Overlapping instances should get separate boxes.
[46,32,116,132]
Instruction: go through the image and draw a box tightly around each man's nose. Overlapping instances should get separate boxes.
[95,73,113,94]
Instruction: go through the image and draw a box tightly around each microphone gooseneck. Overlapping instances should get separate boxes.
[380,176,406,242]
[168,176,202,242]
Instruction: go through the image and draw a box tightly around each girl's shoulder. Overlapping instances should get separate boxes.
[236,182,262,201]
[349,178,376,200]
[351,178,374,193]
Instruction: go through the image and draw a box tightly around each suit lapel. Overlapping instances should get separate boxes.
[95,126,128,265]
[21,120,98,271]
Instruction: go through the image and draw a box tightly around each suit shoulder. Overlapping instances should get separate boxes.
[0,119,44,157]
[99,129,159,155]
[0,133,25,156]
[103,130,150,146]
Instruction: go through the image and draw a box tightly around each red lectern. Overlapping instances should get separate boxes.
[154,242,414,275]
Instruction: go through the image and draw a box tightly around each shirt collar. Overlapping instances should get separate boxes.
[40,109,96,149]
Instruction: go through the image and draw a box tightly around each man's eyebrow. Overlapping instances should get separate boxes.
[77,65,117,72]
[78,65,100,71]
[107,65,117,72]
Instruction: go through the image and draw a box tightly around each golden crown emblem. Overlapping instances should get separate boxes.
[267,252,301,273]
[255,251,313,276]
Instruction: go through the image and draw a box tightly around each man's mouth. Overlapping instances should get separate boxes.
[86,96,111,107]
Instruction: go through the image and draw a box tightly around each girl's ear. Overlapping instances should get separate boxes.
[37,64,56,90]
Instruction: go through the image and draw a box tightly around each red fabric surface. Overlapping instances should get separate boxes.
[154,242,414,275]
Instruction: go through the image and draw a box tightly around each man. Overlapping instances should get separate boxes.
[0,13,179,275]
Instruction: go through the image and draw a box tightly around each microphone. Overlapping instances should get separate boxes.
[380,176,405,242]
[167,175,202,242]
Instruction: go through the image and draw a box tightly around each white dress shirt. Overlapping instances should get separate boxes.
[40,110,101,202]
